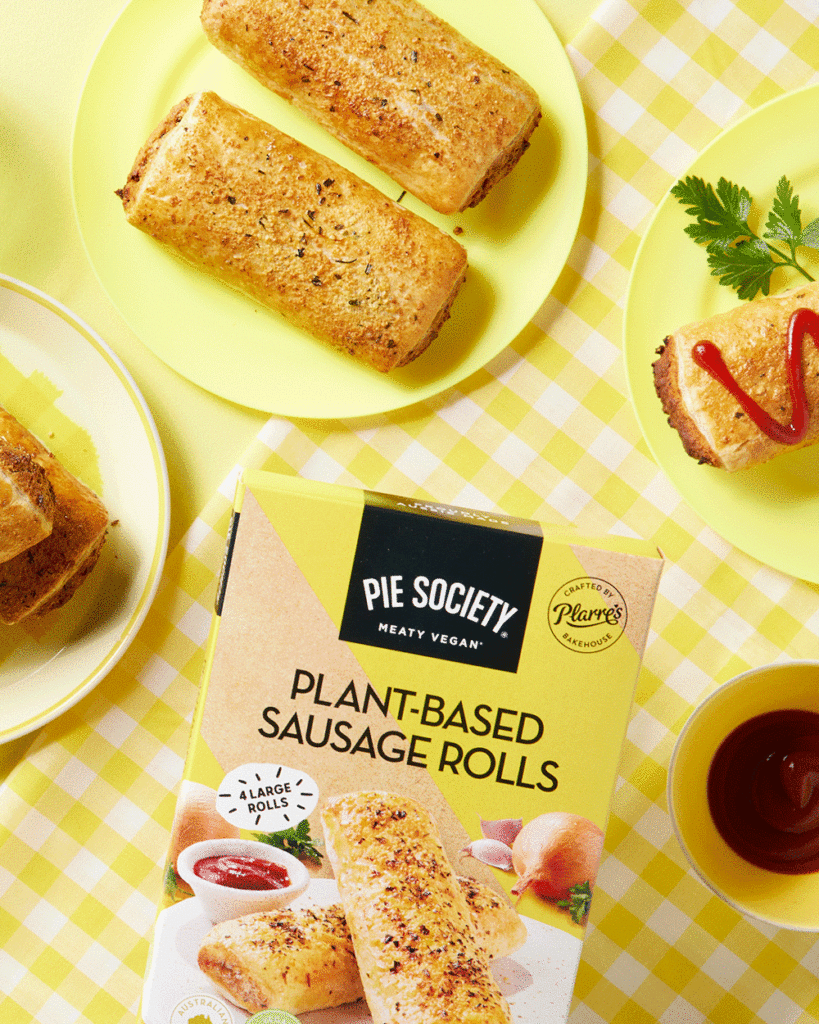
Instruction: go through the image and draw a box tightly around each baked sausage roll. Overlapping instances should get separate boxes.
[321,791,511,1024]
[200,0,541,214]
[200,903,361,1015]
[117,91,467,373]
[0,439,55,563]
[197,876,525,1015]
[653,282,819,471]
[0,407,108,624]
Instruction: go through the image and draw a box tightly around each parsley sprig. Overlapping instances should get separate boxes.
[253,819,323,861]
[671,175,819,300]
[557,880,593,924]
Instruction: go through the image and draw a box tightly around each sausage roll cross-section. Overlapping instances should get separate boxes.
[0,407,108,624]
[653,282,819,471]
[321,790,512,1024]
[117,91,467,372]
[200,0,542,215]
[0,439,55,563]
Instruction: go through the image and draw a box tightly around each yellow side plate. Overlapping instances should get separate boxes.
[624,84,819,583]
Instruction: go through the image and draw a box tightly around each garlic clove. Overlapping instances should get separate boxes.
[460,838,515,871]
[479,815,523,847]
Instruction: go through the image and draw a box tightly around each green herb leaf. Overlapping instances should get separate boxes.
[556,880,593,924]
[706,238,778,301]
[671,175,753,249]
[672,173,816,300]
[800,216,819,249]
[764,175,802,249]
[254,819,323,862]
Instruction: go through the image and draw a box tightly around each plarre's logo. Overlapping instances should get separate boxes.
[362,574,518,635]
[548,577,626,653]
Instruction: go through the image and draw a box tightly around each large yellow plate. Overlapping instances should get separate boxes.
[624,84,819,584]
[71,0,586,419]
[0,276,170,742]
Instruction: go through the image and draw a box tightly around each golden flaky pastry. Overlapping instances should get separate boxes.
[0,406,107,624]
[653,281,819,471]
[197,875,526,1015]
[200,0,541,214]
[321,791,512,1024]
[117,91,467,372]
[0,439,55,563]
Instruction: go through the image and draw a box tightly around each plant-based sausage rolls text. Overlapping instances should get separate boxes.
[321,790,512,1024]
[0,407,108,624]
[653,282,819,471]
[117,91,467,372]
[196,876,525,1015]
[200,0,541,215]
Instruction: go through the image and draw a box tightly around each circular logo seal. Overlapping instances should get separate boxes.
[548,577,627,653]
[246,1013,302,1024]
[170,994,234,1024]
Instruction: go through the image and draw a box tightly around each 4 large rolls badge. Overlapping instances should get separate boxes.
[548,577,627,653]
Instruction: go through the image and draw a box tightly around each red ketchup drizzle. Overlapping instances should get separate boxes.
[707,709,819,874]
[193,854,290,890]
[692,306,819,445]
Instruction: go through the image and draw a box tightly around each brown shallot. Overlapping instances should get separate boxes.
[510,811,603,902]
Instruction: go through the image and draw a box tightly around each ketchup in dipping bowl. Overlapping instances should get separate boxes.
[176,838,309,923]
[669,662,819,930]
[194,853,291,890]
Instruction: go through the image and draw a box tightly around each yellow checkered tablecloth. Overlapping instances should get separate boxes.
[4,1,819,1022]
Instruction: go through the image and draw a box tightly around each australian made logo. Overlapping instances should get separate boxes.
[169,994,235,1024]
[548,577,626,653]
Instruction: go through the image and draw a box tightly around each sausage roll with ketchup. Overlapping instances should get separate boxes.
[653,281,819,471]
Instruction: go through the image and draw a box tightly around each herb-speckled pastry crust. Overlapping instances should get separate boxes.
[0,439,55,563]
[653,281,819,471]
[117,91,467,373]
[0,407,108,624]
[200,0,541,215]
[196,875,525,1015]
[321,790,512,1024]
[199,903,361,1015]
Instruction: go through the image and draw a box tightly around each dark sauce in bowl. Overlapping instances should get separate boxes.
[707,709,819,874]
[193,854,291,890]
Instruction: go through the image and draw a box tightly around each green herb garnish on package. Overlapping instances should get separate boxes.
[557,880,593,924]
[254,818,323,861]
[671,174,819,300]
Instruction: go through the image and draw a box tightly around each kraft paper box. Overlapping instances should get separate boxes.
[140,471,663,1024]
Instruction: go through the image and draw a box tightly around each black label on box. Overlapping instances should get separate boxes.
[339,498,543,672]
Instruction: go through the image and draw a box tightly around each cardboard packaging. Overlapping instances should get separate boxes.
[140,471,663,1024]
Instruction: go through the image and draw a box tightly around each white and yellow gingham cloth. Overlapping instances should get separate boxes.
[4,2,819,1022]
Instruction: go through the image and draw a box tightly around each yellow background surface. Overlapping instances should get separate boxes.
[6,3,819,1024]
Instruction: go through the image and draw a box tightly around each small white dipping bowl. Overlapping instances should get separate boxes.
[176,837,310,924]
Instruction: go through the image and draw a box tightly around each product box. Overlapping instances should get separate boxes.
[140,471,663,1024]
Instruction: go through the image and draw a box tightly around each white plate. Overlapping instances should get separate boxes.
[0,275,169,742]
[141,878,582,1024]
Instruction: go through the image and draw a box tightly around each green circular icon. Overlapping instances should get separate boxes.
[245,1012,301,1024]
